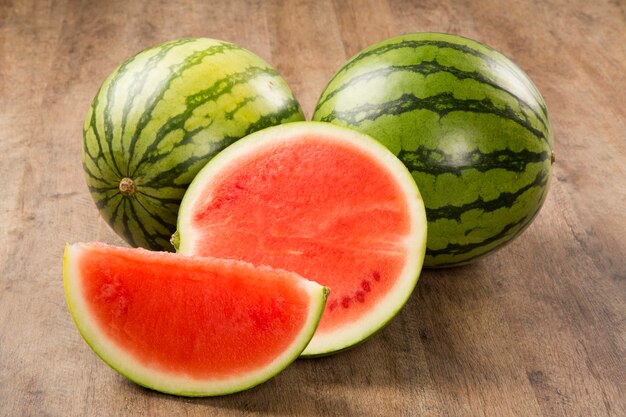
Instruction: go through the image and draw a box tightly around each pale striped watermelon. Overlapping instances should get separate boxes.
[313,33,554,267]
[83,38,304,250]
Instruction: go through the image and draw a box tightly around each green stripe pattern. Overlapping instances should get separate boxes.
[83,38,304,250]
[313,33,553,267]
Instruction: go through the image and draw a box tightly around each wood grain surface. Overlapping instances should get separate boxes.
[1,0,625,416]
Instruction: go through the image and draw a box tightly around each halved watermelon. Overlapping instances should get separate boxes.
[63,242,328,396]
[174,122,427,356]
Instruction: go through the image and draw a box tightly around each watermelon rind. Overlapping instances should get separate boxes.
[63,243,328,396]
[312,32,553,267]
[175,121,427,356]
[83,38,305,252]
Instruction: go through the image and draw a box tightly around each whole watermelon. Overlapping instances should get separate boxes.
[83,38,304,250]
[313,33,554,267]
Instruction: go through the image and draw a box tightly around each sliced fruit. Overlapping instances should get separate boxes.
[175,121,427,356]
[63,242,327,396]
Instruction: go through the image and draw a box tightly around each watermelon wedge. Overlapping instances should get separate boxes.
[63,242,328,396]
[174,122,427,356]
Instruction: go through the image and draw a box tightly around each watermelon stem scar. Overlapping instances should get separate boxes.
[118,177,136,196]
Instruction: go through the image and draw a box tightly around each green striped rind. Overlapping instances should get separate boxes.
[83,38,304,250]
[313,32,553,267]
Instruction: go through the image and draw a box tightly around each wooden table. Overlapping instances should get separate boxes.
[1,0,625,415]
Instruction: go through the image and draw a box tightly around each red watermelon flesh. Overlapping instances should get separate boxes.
[63,242,327,396]
[175,122,427,356]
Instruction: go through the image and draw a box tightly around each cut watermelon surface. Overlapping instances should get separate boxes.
[63,242,328,396]
[175,122,427,356]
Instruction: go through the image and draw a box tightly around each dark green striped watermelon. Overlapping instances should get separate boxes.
[313,33,554,267]
[83,38,304,250]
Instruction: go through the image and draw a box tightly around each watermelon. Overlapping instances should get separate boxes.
[83,38,304,251]
[174,122,427,356]
[63,242,328,396]
[312,33,554,267]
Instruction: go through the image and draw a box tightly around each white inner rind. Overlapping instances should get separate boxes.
[63,243,327,396]
[176,122,427,356]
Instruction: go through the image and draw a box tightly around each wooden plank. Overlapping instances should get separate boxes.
[265,0,347,116]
